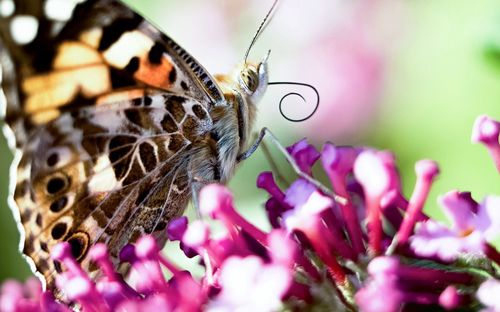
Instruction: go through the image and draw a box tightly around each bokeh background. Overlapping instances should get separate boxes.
[1,0,500,282]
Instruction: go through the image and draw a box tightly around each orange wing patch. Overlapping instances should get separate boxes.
[135,52,175,90]
[102,30,176,90]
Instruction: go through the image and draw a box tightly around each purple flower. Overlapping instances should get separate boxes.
[206,256,292,312]
[355,257,471,312]
[0,277,60,312]
[2,115,500,311]
[285,139,320,175]
[410,191,500,261]
[353,149,397,255]
[472,115,500,173]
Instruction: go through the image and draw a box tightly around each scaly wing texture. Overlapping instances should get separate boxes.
[0,0,223,145]
[15,91,215,290]
[0,0,220,289]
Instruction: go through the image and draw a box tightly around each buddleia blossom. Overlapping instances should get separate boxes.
[410,192,500,261]
[472,115,500,173]
[477,279,500,312]
[1,115,500,311]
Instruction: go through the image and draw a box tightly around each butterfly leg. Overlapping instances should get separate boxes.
[188,178,217,283]
[190,179,203,218]
[247,131,291,185]
[238,127,347,205]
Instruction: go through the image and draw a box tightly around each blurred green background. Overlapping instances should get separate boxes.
[1,0,500,282]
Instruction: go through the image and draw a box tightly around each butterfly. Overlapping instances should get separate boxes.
[0,0,270,290]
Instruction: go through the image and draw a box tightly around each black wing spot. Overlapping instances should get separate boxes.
[110,67,137,88]
[67,232,89,261]
[124,56,140,73]
[181,81,189,91]
[50,195,68,213]
[46,152,59,167]
[144,96,153,106]
[148,42,166,64]
[132,98,142,106]
[98,16,143,51]
[46,176,69,195]
[51,223,68,240]
[168,66,177,84]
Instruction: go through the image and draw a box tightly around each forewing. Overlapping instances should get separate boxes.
[0,0,223,146]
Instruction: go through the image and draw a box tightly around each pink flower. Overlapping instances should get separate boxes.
[477,279,500,312]
[285,139,321,176]
[472,115,500,173]
[410,191,500,261]
[206,256,292,312]
[355,257,471,312]
[2,115,500,311]
[0,277,59,312]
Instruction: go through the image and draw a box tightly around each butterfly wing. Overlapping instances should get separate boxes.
[0,0,221,289]
[16,91,215,289]
[0,0,224,145]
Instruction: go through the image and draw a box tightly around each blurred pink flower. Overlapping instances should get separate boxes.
[300,30,384,141]
[156,0,403,140]
[289,0,406,141]
[472,115,500,173]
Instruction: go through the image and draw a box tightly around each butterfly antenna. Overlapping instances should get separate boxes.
[268,81,320,122]
[244,0,280,64]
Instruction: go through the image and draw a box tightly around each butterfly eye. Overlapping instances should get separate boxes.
[239,67,259,94]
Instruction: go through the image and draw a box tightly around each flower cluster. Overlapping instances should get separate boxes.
[1,115,499,312]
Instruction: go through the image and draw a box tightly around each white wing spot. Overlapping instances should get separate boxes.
[88,155,119,193]
[10,15,38,45]
[0,0,14,17]
[44,0,84,21]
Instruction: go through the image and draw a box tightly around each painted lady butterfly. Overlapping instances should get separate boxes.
[0,0,272,290]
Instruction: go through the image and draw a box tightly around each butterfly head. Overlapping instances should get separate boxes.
[238,53,269,104]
